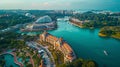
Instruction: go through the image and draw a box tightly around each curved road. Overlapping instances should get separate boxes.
[26,41,55,67]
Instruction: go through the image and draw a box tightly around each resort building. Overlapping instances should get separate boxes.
[69,18,89,26]
[40,31,76,62]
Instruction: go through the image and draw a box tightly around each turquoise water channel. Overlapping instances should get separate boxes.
[19,20,120,67]
[0,54,20,67]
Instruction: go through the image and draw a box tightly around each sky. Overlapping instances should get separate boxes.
[0,0,120,11]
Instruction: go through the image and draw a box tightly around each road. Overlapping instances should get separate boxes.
[26,41,55,67]
[35,42,55,67]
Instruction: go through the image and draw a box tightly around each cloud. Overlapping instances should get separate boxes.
[0,0,120,10]
[43,2,49,6]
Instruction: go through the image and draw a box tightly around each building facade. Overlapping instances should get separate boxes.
[40,31,76,62]
[69,18,89,26]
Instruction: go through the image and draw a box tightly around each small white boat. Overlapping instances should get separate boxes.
[104,50,108,56]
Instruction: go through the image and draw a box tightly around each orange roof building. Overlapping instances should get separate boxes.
[40,31,76,62]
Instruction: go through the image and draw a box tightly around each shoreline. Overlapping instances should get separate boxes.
[0,52,24,67]
[40,32,76,62]
[69,19,120,40]
[99,33,120,40]
[98,33,107,37]
[11,52,24,67]
[69,21,84,28]
[69,18,84,28]
[69,21,96,30]
[69,19,95,29]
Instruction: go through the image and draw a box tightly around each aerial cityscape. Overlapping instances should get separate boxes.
[0,0,120,67]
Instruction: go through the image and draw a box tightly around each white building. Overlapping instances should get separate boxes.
[21,15,56,31]
[35,15,52,23]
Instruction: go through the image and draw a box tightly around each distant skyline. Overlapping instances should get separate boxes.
[0,0,120,11]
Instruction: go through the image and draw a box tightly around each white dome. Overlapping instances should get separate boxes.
[36,15,52,23]
[26,24,33,29]
[25,13,31,17]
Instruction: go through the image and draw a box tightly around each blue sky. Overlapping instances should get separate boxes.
[0,0,120,11]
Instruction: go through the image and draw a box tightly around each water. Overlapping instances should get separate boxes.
[0,54,20,67]
[49,21,120,67]
[19,20,120,67]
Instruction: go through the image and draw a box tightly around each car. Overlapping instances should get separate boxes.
[38,49,45,54]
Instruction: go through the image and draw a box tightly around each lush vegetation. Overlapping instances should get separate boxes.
[99,26,120,39]
[0,32,24,52]
[0,13,34,30]
[72,12,120,28]
[0,10,74,30]
[39,41,98,67]
[15,45,42,67]
[58,58,98,67]
[38,41,64,66]
[71,11,120,40]
[0,31,36,52]
[0,56,5,67]
[0,32,42,67]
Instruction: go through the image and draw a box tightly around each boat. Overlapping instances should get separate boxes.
[104,50,108,56]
